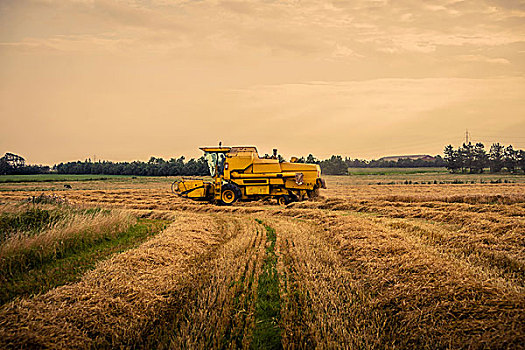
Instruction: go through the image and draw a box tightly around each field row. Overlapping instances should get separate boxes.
[0,177,524,348]
[1,206,523,348]
[3,186,523,289]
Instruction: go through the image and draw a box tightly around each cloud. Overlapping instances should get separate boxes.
[0,34,131,53]
[219,0,256,14]
[457,54,511,64]
[1,0,524,163]
[331,44,363,58]
[487,0,525,11]
[2,0,523,60]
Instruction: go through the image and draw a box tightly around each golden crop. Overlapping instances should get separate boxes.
[0,176,523,348]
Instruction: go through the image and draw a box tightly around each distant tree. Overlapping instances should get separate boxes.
[196,156,210,175]
[458,143,475,173]
[368,159,392,168]
[2,153,26,168]
[518,150,525,173]
[472,142,488,173]
[433,155,447,167]
[0,158,12,175]
[320,155,347,175]
[0,153,48,175]
[183,159,197,175]
[397,158,416,168]
[345,157,367,167]
[306,154,318,164]
[489,143,505,173]
[444,145,461,173]
[504,145,518,173]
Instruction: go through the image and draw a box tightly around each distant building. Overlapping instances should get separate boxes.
[378,155,435,162]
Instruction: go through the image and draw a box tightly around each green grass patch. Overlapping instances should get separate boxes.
[347,167,447,175]
[0,218,170,305]
[252,219,282,350]
[0,207,133,275]
[0,208,64,242]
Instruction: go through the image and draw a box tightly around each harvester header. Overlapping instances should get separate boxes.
[172,146,326,205]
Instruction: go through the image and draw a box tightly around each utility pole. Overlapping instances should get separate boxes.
[465,129,469,144]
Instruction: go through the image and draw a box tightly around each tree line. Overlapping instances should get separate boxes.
[443,143,525,174]
[295,154,446,175]
[1,142,523,176]
[0,154,209,176]
[290,143,525,175]
[54,157,210,176]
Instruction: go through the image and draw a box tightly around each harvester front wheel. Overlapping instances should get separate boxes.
[220,184,240,205]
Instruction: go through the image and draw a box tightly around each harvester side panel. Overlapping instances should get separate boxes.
[245,186,270,195]
[252,162,281,173]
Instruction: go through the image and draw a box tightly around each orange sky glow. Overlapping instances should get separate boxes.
[1,0,524,164]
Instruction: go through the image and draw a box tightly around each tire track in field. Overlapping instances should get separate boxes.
[143,215,275,349]
[0,210,288,349]
[265,211,524,349]
[0,213,250,349]
[252,219,282,349]
[381,217,525,289]
[271,217,367,348]
[285,198,525,288]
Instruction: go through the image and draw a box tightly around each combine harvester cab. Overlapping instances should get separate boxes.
[173,146,326,205]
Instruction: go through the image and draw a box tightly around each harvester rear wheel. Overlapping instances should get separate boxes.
[307,188,320,199]
[220,184,240,205]
[277,195,291,206]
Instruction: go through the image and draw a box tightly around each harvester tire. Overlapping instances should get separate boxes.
[307,188,320,199]
[220,184,241,205]
[277,195,291,206]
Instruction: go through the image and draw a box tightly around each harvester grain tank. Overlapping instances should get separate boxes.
[172,146,326,205]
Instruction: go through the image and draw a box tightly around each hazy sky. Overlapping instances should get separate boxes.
[1,0,524,164]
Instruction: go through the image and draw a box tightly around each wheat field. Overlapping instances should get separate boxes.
[0,175,523,349]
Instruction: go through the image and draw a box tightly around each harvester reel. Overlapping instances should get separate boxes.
[171,180,181,196]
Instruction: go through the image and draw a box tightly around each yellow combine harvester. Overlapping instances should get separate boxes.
[172,146,326,205]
